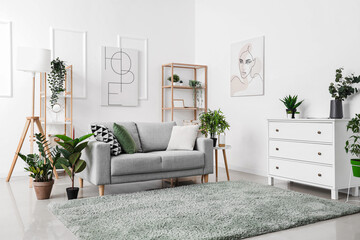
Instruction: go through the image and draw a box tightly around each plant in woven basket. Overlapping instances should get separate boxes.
[48,58,66,108]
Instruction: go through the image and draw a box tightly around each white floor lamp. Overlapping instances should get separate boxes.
[6,47,59,184]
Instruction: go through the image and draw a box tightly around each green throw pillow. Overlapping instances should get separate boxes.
[113,123,136,154]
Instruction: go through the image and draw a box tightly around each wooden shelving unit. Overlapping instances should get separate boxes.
[161,63,207,122]
[40,65,73,139]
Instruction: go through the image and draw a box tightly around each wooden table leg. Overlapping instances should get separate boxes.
[222,149,230,181]
[215,149,218,182]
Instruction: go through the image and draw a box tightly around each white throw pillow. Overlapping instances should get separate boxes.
[167,125,199,151]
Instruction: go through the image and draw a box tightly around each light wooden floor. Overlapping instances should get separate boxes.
[1,168,360,240]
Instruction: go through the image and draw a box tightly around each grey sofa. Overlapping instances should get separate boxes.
[79,122,213,196]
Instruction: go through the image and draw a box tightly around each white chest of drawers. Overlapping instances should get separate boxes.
[267,119,360,200]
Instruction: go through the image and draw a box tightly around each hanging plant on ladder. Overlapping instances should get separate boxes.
[48,58,66,108]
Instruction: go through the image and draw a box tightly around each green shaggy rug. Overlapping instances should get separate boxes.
[48,181,360,240]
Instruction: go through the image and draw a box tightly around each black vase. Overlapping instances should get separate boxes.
[210,137,217,147]
[66,187,79,200]
[329,99,343,119]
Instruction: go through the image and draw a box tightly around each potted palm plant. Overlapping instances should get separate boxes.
[199,109,230,147]
[280,95,304,119]
[345,114,360,177]
[19,133,60,200]
[329,68,360,119]
[56,133,93,200]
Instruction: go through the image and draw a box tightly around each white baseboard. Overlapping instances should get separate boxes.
[217,162,267,177]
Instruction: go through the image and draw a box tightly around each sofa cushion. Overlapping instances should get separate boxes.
[167,125,199,151]
[90,124,122,156]
[92,122,143,153]
[136,122,176,152]
[151,150,205,172]
[111,153,162,176]
[113,123,136,154]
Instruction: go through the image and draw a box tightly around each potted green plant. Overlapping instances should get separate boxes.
[189,80,202,107]
[48,58,66,109]
[345,114,360,177]
[280,95,304,119]
[167,74,180,86]
[329,68,360,119]
[56,133,93,200]
[199,109,230,147]
[19,133,60,200]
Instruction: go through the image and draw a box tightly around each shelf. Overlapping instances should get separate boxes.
[162,85,203,89]
[162,63,207,69]
[41,95,71,99]
[162,107,206,111]
[41,121,71,125]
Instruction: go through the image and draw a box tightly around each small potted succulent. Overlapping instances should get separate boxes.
[345,114,360,177]
[199,109,230,147]
[19,133,60,200]
[280,95,304,119]
[56,133,93,200]
[329,68,360,119]
[167,74,180,86]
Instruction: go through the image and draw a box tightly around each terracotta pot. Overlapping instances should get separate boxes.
[33,179,54,200]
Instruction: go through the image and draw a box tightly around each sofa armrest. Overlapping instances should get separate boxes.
[78,141,111,185]
[195,138,213,174]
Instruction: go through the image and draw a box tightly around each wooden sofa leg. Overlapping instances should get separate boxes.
[99,185,104,196]
[203,174,209,183]
[79,178,83,188]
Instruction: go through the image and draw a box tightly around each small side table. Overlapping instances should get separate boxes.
[213,145,231,182]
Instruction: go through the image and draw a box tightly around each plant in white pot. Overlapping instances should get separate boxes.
[329,68,360,119]
[19,133,60,200]
[345,114,360,178]
[280,95,304,119]
[56,133,93,200]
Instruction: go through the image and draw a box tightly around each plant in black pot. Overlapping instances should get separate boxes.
[199,109,230,147]
[56,133,93,200]
[345,114,360,178]
[329,68,360,119]
[19,133,60,200]
[280,95,304,119]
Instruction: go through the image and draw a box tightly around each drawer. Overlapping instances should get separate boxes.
[269,140,334,165]
[269,158,333,186]
[269,122,333,143]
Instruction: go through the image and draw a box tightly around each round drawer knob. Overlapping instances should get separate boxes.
[318,173,322,177]
[317,131,322,134]
[276,129,279,132]
[318,152,322,156]
[276,166,279,169]
[276,148,279,151]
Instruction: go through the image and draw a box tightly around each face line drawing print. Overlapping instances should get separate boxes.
[230,37,264,97]
[104,46,135,105]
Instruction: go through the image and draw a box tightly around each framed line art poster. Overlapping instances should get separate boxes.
[230,36,264,97]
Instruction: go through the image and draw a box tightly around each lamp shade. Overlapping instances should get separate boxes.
[17,47,51,73]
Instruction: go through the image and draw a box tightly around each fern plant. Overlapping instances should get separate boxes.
[345,114,360,159]
[280,95,304,118]
[199,109,230,138]
[48,58,66,108]
[19,133,60,182]
[56,133,93,188]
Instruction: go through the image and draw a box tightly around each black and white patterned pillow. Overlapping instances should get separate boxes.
[91,124,121,156]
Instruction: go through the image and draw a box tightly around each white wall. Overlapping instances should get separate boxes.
[0,0,195,178]
[195,0,360,176]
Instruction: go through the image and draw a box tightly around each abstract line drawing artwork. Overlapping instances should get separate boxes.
[230,36,264,97]
[101,46,138,106]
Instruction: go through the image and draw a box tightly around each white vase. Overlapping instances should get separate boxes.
[218,133,226,147]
